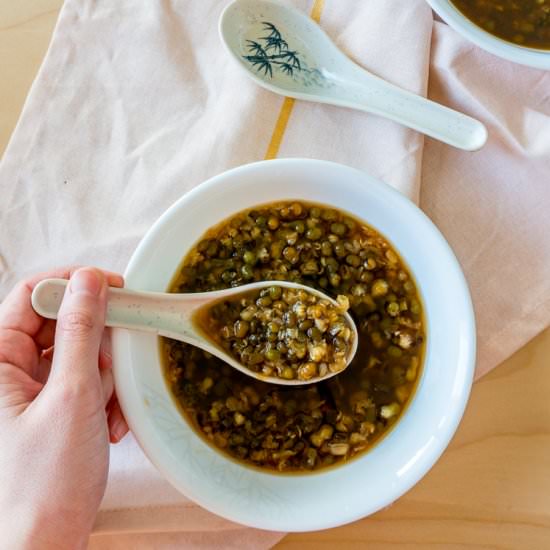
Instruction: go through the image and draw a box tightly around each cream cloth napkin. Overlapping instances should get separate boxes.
[421,21,550,378]
[1,0,549,547]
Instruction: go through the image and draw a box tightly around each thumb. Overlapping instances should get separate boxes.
[48,268,107,391]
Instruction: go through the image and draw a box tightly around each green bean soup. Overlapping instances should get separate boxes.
[162,201,425,472]
[195,286,354,382]
[451,0,550,49]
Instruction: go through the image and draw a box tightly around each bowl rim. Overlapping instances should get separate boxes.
[426,0,550,70]
[112,158,476,531]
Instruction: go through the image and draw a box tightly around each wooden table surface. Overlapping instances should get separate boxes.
[1,2,549,548]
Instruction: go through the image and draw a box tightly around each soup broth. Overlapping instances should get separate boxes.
[162,201,425,473]
[451,0,550,50]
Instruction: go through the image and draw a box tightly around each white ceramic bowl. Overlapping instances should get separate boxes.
[426,0,550,70]
[112,159,475,532]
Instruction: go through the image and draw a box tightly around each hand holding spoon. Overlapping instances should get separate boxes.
[219,0,487,151]
[31,279,358,386]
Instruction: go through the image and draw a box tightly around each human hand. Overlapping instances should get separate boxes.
[0,267,129,549]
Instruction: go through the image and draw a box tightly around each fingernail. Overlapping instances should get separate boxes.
[70,268,104,296]
[112,418,128,442]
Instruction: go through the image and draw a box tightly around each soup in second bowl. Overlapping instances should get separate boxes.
[450,0,550,49]
[162,201,425,473]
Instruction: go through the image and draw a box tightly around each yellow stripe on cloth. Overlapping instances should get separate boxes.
[309,0,325,23]
[264,0,325,160]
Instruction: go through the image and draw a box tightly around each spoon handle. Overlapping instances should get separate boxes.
[31,278,197,340]
[346,72,487,151]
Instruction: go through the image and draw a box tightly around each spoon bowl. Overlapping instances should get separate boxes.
[31,278,358,386]
[220,0,488,151]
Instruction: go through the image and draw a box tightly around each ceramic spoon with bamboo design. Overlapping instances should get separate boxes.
[220,0,487,151]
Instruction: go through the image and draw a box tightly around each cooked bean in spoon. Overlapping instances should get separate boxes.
[196,285,355,382]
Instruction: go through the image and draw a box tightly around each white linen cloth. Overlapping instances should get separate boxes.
[1,0,549,547]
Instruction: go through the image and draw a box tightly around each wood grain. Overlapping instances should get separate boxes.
[0,0,60,156]
[1,2,549,548]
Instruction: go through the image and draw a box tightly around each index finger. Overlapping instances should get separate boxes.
[0,266,124,338]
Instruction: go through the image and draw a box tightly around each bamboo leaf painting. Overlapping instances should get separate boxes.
[243,22,304,78]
